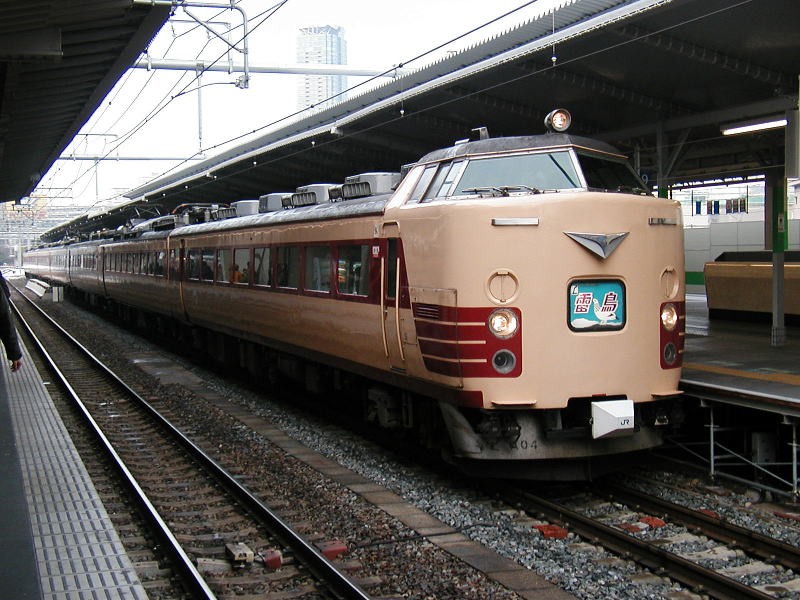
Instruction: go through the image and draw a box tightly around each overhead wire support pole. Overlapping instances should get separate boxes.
[133,0,250,88]
[132,58,396,78]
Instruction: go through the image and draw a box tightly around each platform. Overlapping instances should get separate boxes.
[0,338,147,599]
[683,293,800,406]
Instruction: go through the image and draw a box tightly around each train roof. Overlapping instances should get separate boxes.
[168,193,392,238]
[416,133,626,164]
[30,131,635,248]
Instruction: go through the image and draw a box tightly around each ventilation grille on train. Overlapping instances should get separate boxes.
[414,303,441,320]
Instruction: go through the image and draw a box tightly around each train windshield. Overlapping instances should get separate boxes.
[452,151,580,196]
[576,152,648,194]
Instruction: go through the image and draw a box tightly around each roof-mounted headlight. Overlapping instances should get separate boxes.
[544,108,571,133]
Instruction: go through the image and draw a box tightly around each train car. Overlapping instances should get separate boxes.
[64,239,105,298]
[24,243,70,286]
[25,110,686,479]
[100,230,183,321]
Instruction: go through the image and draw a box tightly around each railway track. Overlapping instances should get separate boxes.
[14,283,800,600]
[494,482,799,600]
[11,289,372,600]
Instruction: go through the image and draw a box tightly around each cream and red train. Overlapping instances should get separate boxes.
[25,111,686,479]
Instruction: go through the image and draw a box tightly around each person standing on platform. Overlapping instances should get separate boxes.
[0,272,22,372]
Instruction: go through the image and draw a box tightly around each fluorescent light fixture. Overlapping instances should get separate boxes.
[721,116,787,136]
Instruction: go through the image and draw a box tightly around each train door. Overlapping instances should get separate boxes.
[381,226,406,373]
[100,246,108,297]
[176,239,189,321]
[66,247,73,286]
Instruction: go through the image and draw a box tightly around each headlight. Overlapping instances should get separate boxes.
[544,108,571,133]
[488,308,519,338]
[660,303,678,331]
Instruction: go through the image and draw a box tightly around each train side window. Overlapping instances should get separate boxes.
[201,249,215,281]
[276,246,299,289]
[422,160,464,201]
[168,249,180,279]
[155,251,165,276]
[187,249,201,280]
[304,245,332,293]
[337,244,370,296]
[216,248,232,283]
[408,165,438,203]
[253,247,271,287]
[233,248,249,284]
[233,248,252,284]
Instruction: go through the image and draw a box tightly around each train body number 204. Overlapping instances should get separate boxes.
[512,439,538,452]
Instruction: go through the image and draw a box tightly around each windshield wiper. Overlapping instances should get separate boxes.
[461,186,506,197]
[461,185,548,197]
[500,184,542,195]
[615,185,650,195]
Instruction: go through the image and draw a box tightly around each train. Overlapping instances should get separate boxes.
[24,109,686,479]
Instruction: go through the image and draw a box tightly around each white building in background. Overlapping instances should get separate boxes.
[296,25,347,110]
[670,180,800,290]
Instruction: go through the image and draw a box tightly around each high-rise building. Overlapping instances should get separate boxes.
[296,25,347,110]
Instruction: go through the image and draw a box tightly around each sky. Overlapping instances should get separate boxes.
[32,0,563,214]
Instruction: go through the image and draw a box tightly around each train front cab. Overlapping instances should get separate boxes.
[379,123,685,478]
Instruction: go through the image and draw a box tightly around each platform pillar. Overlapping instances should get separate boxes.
[791,419,798,502]
[772,251,786,346]
[709,405,716,480]
[765,169,787,346]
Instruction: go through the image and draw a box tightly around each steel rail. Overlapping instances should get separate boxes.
[599,483,800,571]
[10,294,218,600]
[11,289,373,600]
[498,485,775,600]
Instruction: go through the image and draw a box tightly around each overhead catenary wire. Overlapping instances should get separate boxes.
[114,0,547,194]
[40,0,757,214]
[40,1,290,209]
[140,0,759,205]
[43,0,545,208]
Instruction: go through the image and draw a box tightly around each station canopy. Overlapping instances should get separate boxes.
[17,0,800,243]
[0,0,169,204]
